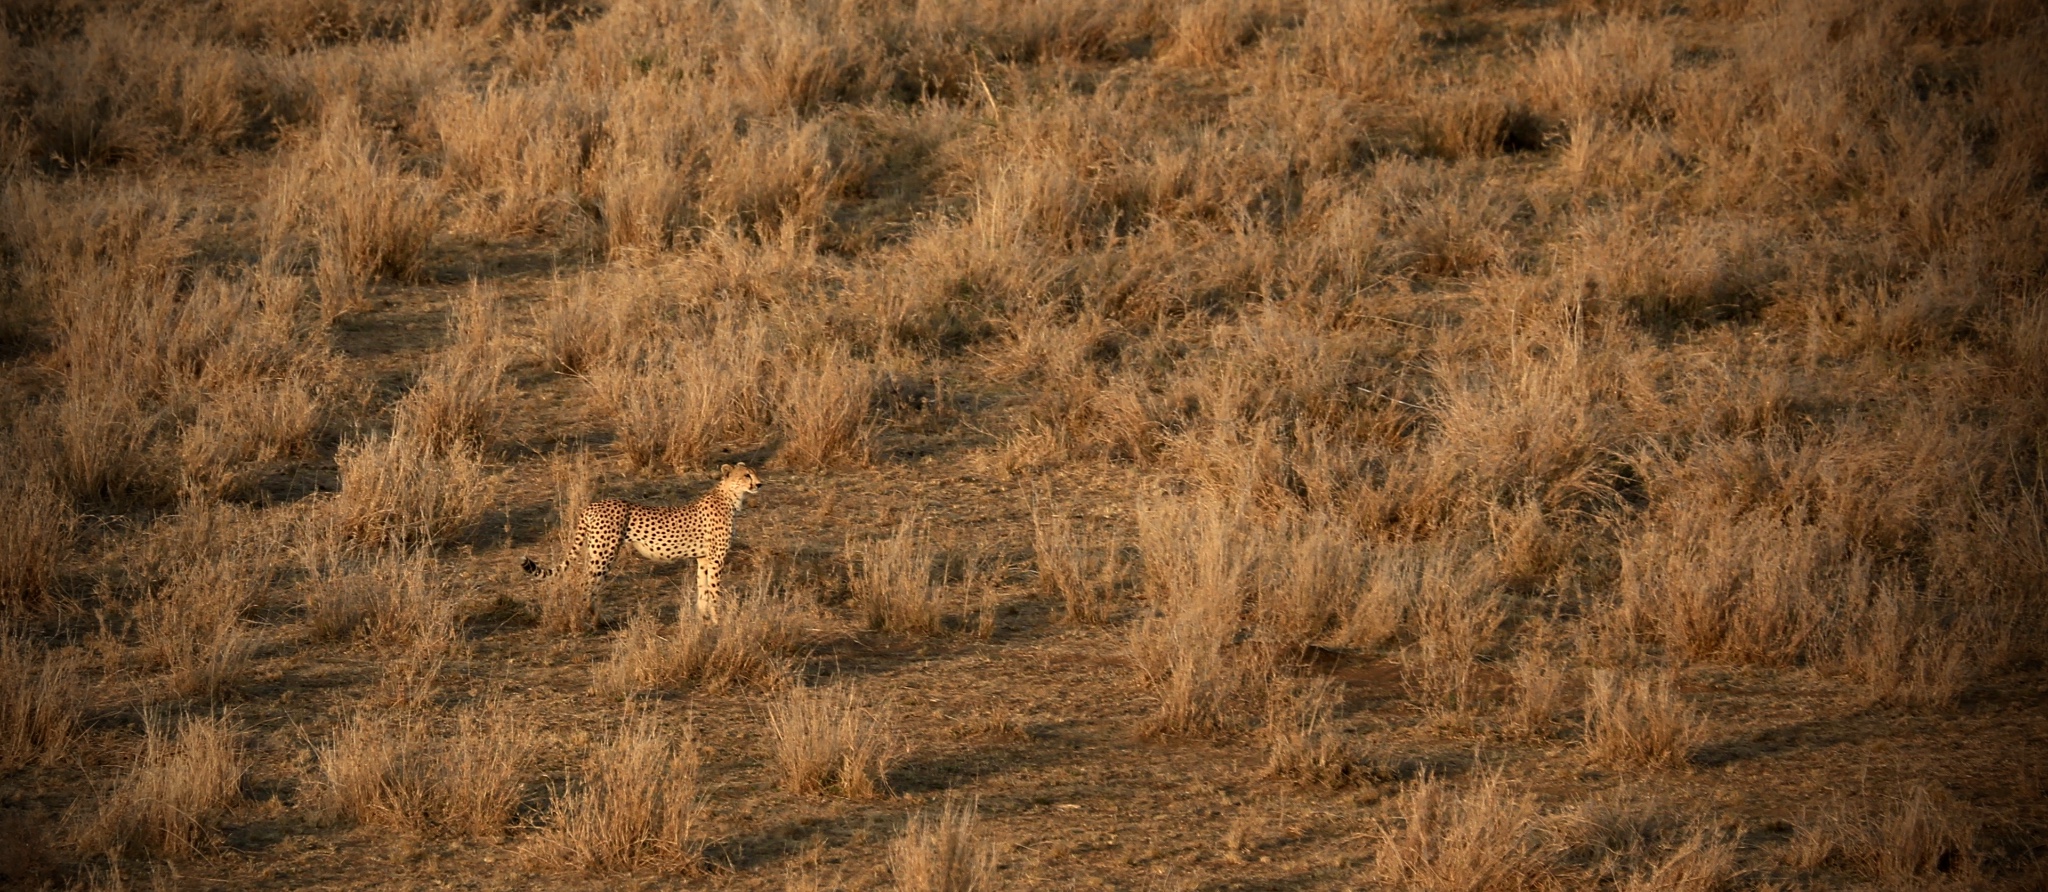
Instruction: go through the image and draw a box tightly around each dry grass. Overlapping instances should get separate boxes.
[0,628,85,771]
[1030,504,1122,625]
[530,713,705,872]
[133,558,261,701]
[312,706,532,838]
[333,429,493,546]
[1785,786,1980,885]
[74,713,241,859]
[2,0,2044,887]
[1260,676,1349,789]
[889,796,998,892]
[1370,769,1546,892]
[0,462,72,607]
[774,345,874,471]
[766,684,896,799]
[849,517,945,636]
[1582,669,1707,769]
[595,595,801,698]
[267,99,442,317]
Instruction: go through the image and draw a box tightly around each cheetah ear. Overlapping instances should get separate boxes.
[720,463,732,474]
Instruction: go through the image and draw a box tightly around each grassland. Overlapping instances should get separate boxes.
[2,0,2044,888]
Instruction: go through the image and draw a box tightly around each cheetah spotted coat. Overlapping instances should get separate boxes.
[522,463,762,620]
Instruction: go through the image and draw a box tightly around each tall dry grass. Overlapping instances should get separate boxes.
[313,706,531,838]
[595,595,801,698]
[889,796,998,892]
[766,684,896,799]
[849,518,946,635]
[1369,770,1546,892]
[530,714,706,872]
[74,713,241,859]
[0,628,85,771]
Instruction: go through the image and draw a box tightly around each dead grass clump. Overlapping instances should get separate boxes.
[74,713,241,859]
[0,630,85,771]
[1526,15,1676,126]
[133,559,260,701]
[889,796,998,892]
[333,429,492,545]
[391,283,507,457]
[1261,676,1350,788]
[1552,792,1739,892]
[850,518,945,636]
[1129,495,1274,737]
[1786,786,1979,885]
[1030,505,1122,625]
[0,463,72,607]
[1400,547,1507,722]
[1256,520,1367,652]
[1583,669,1706,769]
[267,99,441,317]
[531,714,705,872]
[589,323,769,474]
[595,598,799,698]
[766,684,895,799]
[774,345,874,471]
[313,707,532,838]
[1504,644,1578,740]
[1835,569,1996,710]
[1370,769,1547,892]
[178,374,322,499]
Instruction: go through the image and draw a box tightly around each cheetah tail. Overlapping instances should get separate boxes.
[521,556,556,579]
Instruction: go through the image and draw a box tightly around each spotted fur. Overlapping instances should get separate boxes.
[522,463,762,621]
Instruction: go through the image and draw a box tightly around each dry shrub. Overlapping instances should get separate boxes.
[267,99,441,316]
[333,429,492,545]
[1583,669,1706,769]
[595,597,800,698]
[74,713,241,859]
[1159,0,1258,69]
[774,345,873,471]
[0,462,72,607]
[313,707,531,838]
[133,559,260,701]
[850,518,945,636]
[0,629,85,771]
[531,714,706,872]
[766,684,895,799]
[1030,504,1122,625]
[1786,786,1979,885]
[177,374,322,499]
[532,271,635,376]
[1128,495,1274,737]
[1370,769,1547,892]
[1261,676,1349,788]
[889,796,997,892]
[700,116,838,240]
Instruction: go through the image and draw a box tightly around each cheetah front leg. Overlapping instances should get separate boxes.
[693,552,725,623]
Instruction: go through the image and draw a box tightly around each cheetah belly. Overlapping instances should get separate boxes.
[624,510,706,563]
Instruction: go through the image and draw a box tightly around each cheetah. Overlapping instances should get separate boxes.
[522,463,762,621]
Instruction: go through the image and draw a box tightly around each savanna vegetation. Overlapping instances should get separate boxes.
[1,0,2043,888]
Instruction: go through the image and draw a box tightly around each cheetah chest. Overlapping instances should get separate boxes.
[624,507,729,563]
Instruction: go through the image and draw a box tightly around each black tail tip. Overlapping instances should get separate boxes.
[520,556,539,576]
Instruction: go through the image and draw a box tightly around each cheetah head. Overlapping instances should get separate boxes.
[721,462,762,499]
